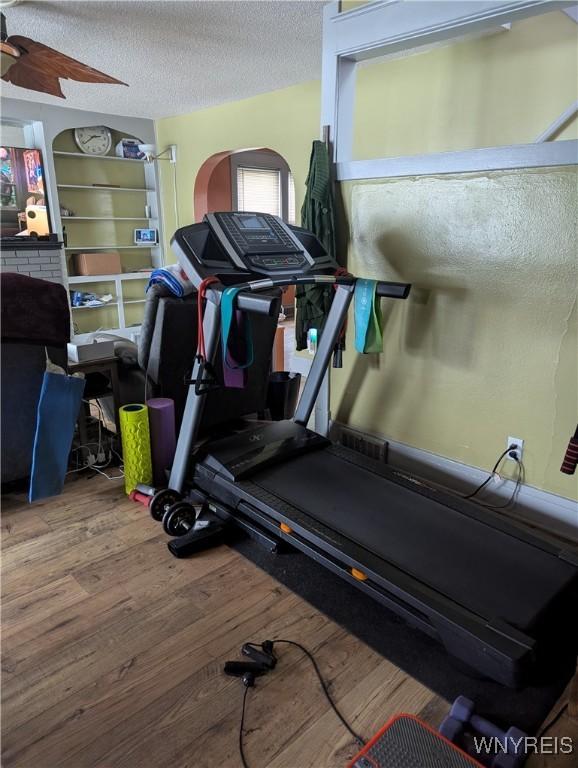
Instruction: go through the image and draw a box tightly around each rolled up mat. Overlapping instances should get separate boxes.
[29,372,85,502]
[146,397,176,487]
[119,404,153,494]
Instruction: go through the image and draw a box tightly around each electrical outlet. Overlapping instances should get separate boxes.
[506,436,524,462]
[169,144,177,164]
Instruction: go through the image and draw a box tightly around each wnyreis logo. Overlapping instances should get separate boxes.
[473,735,574,757]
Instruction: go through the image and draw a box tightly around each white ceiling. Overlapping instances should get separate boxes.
[1,0,326,120]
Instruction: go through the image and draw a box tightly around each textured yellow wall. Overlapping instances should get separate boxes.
[155,80,321,259]
[333,168,577,500]
[155,10,578,500]
[353,12,578,158]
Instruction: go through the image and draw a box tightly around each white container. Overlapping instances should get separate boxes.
[115,138,144,160]
[67,338,115,363]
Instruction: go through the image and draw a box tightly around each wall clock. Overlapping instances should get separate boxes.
[74,126,112,156]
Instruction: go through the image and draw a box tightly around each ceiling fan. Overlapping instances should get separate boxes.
[0,9,127,98]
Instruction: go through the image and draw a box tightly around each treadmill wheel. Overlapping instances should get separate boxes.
[162,502,197,537]
[150,488,182,522]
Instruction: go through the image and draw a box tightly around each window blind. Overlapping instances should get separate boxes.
[236,166,281,217]
[288,172,296,224]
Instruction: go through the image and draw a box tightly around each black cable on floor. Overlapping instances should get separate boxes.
[239,685,250,768]
[237,638,364,768]
[273,639,364,746]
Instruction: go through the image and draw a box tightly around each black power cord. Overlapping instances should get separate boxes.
[463,445,516,500]
[236,639,364,768]
[239,685,251,768]
[463,444,526,511]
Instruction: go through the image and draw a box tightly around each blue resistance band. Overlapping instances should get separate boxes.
[354,279,383,354]
[220,286,254,372]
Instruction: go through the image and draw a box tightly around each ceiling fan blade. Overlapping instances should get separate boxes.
[1,35,127,98]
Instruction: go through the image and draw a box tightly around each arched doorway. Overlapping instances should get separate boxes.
[194,147,298,370]
[193,148,295,224]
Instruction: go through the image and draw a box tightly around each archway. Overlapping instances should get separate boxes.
[194,148,298,370]
[193,147,295,223]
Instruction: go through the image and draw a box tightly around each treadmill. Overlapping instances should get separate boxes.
[168,211,578,688]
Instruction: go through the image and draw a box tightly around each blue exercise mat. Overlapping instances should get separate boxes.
[29,371,86,502]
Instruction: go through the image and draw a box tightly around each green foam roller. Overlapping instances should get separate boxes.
[119,404,153,494]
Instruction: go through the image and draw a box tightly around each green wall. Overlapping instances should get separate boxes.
[156,79,321,257]
[353,12,578,159]
[336,169,577,500]
[156,10,578,501]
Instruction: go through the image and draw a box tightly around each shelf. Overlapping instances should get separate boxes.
[54,151,146,163]
[64,245,154,250]
[124,299,146,304]
[71,303,118,311]
[57,184,150,192]
[68,272,151,284]
[62,216,156,221]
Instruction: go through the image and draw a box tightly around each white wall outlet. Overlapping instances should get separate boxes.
[506,436,524,462]
[169,144,177,164]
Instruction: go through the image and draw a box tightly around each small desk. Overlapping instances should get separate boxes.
[68,355,122,442]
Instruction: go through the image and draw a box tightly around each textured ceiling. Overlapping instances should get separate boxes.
[1,0,326,119]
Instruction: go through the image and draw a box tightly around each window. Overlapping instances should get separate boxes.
[237,166,281,217]
[232,150,296,224]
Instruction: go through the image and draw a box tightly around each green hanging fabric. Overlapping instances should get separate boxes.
[354,279,383,354]
[295,140,337,350]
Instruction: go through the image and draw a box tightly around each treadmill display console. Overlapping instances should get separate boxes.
[211,212,309,268]
[172,211,337,285]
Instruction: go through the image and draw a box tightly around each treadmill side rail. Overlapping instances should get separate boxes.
[195,463,538,688]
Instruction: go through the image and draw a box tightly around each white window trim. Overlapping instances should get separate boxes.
[230,150,291,221]
[321,0,578,181]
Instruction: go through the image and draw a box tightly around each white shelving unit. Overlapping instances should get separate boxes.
[53,127,164,338]
[58,184,151,192]
[53,151,147,163]
[64,245,155,250]
[62,216,155,221]
[69,271,152,338]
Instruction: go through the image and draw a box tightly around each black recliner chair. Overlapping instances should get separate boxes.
[115,284,281,432]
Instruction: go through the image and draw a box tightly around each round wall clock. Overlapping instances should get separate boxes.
[74,126,112,156]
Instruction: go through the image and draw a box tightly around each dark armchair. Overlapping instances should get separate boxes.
[1,273,70,486]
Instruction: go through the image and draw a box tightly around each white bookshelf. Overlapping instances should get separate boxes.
[53,150,146,163]
[53,127,163,336]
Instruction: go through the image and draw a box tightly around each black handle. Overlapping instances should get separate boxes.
[376,281,412,299]
[224,660,269,677]
[166,521,226,558]
[236,292,280,317]
[242,643,277,669]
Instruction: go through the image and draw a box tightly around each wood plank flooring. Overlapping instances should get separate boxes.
[3,475,575,767]
[1,474,446,768]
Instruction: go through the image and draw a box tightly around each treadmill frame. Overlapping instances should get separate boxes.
[195,443,577,688]
[167,243,577,688]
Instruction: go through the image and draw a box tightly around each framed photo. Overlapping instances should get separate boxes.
[134,227,158,245]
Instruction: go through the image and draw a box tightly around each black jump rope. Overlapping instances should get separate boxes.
[224,639,364,768]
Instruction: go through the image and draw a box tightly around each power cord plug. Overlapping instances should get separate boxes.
[507,443,520,461]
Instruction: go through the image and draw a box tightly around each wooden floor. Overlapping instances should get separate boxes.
[1,474,448,768]
[3,475,577,767]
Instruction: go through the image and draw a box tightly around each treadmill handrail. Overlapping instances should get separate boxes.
[232,274,412,299]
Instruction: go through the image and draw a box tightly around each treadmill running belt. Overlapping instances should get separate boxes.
[251,449,576,633]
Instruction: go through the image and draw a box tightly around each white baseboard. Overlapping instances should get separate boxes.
[333,422,578,543]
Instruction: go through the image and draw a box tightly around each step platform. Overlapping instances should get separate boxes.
[349,714,483,768]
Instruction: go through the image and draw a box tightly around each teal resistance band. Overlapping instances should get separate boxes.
[220,286,254,371]
[354,279,383,354]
